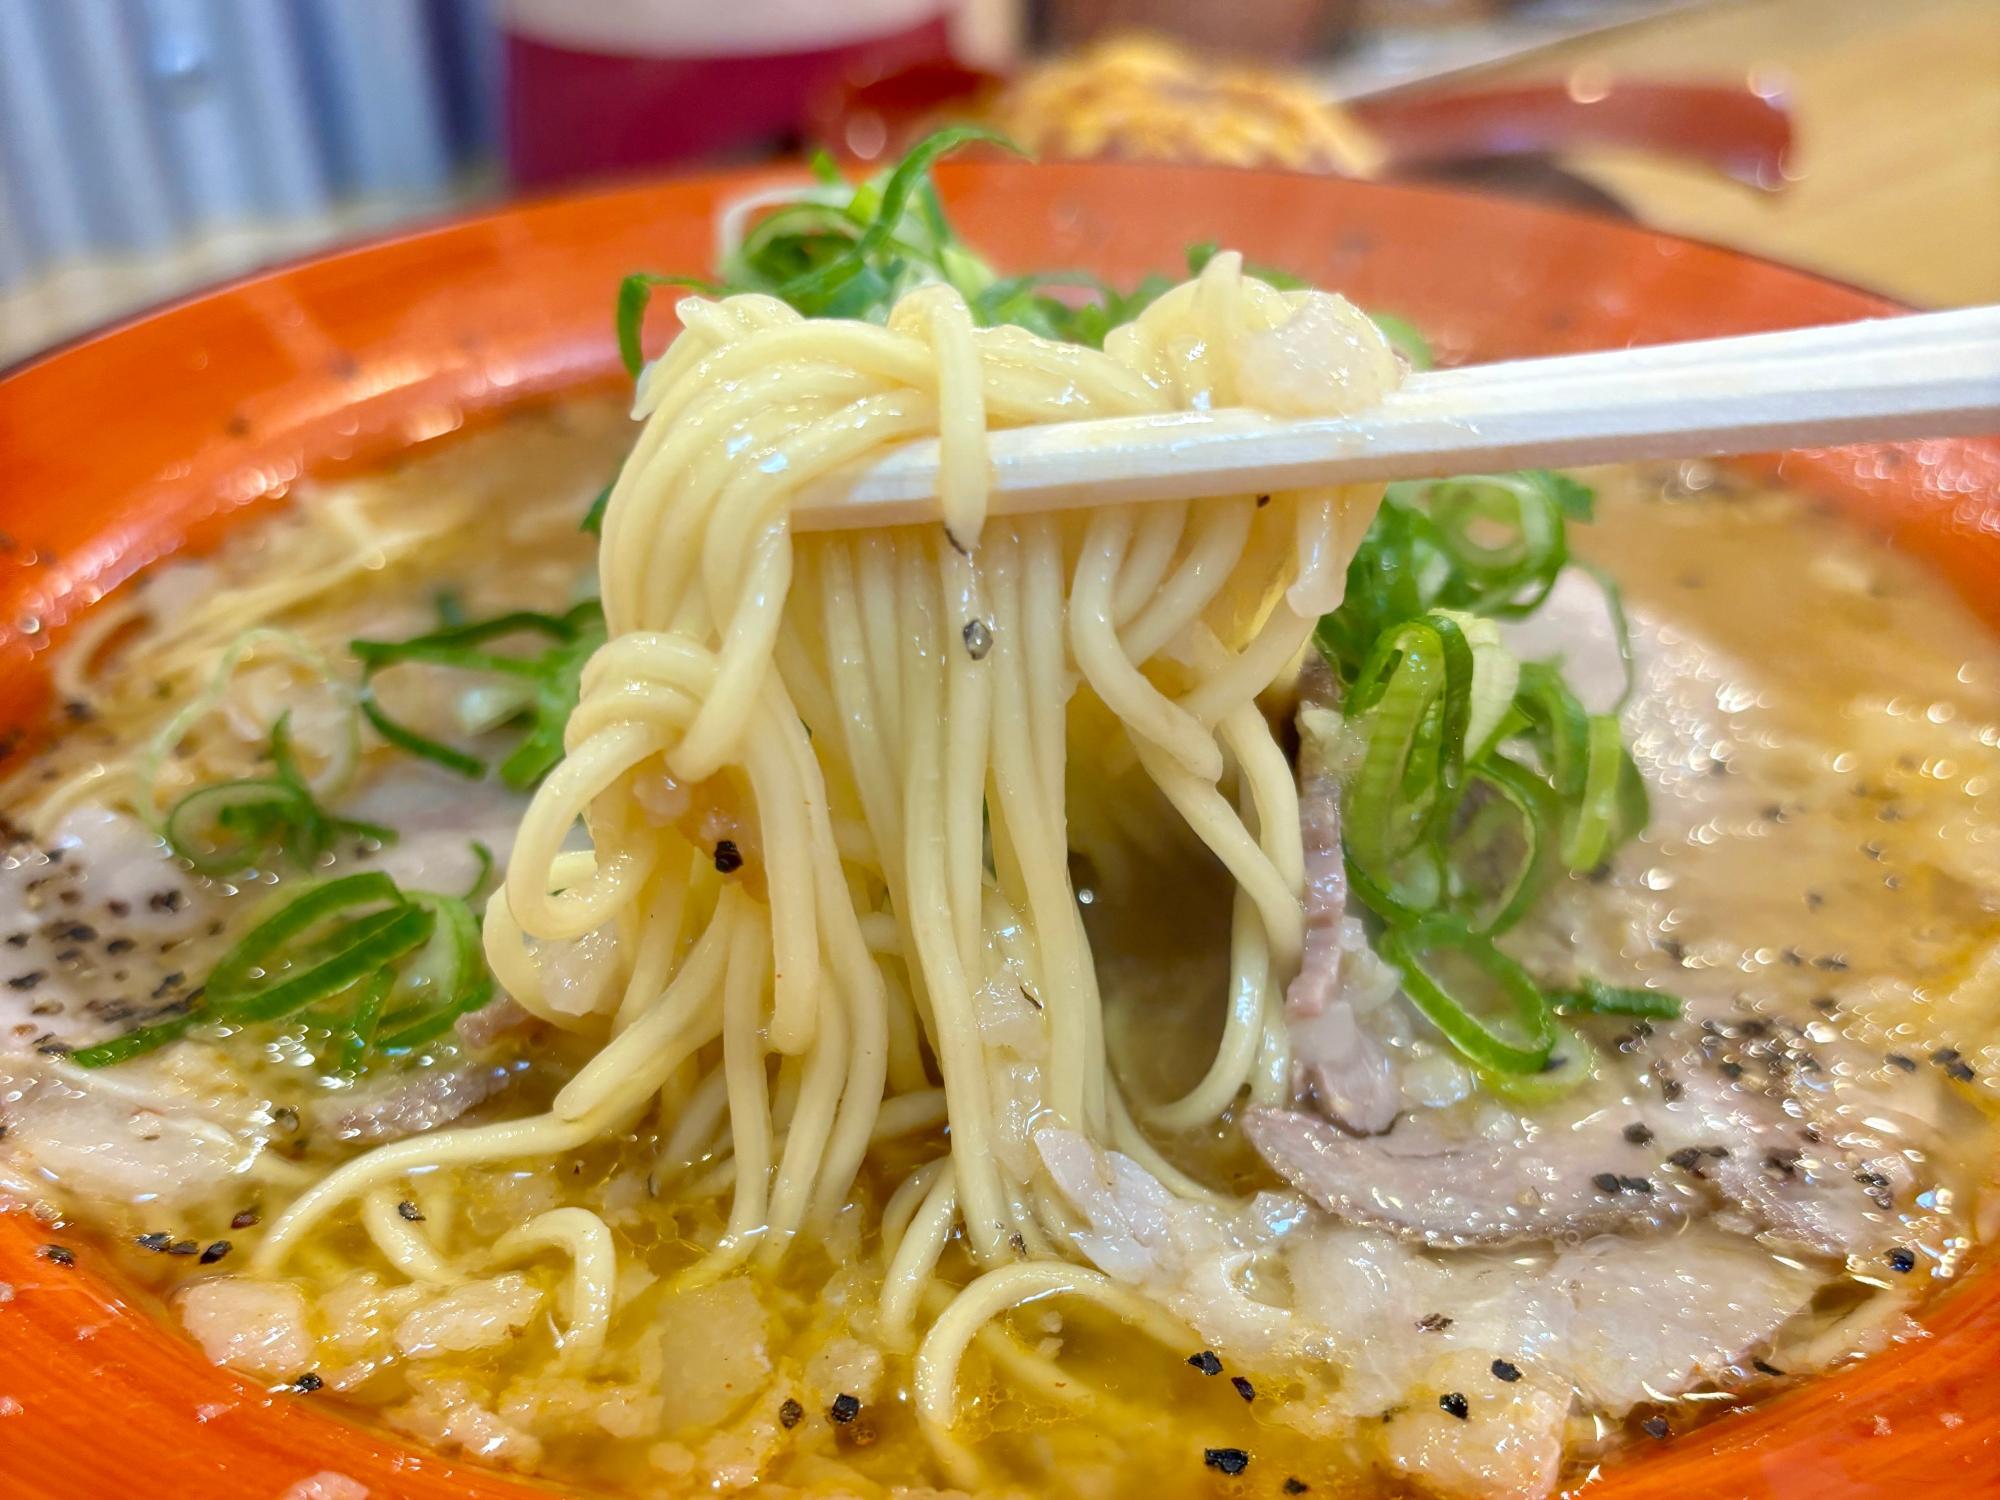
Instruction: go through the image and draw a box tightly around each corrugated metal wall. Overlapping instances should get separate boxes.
[0,0,498,356]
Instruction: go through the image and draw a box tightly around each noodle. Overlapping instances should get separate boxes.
[235,250,1402,1464]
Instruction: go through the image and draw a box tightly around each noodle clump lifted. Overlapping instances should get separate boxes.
[251,249,1400,1476]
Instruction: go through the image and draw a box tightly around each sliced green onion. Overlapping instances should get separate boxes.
[359,691,487,778]
[336,969,394,1076]
[207,872,419,1018]
[162,714,395,876]
[1379,917,1555,1075]
[1432,608,1520,757]
[136,629,355,829]
[165,781,310,875]
[352,602,603,786]
[1477,1022,1598,1104]
[1514,663,1591,799]
[1368,311,1433,371]
[1420,473,1569,617]
[463,841,495,901]
[616,273,723,377]
[1563,713,1628,873]
[67,1004,204,1069]
[1557,976,1684,1020]
[777,125,1020,313]
[1444,756,1556,936]
[1575,560,1639,709]
[1344,620,1456,905]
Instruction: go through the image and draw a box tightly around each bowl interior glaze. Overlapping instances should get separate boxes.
[1,161,1996,1498]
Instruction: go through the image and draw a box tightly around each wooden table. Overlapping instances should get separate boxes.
[1480,0,2000,308]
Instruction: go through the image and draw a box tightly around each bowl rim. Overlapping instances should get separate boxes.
[0,158,1914,387]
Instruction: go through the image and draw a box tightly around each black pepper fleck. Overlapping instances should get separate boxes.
[961,619,993,660]
[1885,1053,1917,1072]
[39,1244,75,1265]
[1491,1359,1522,1383]
[1439,1392,1470,1421]
[1230,1375,1255,1402]
[1592,1172,1623,1195]
[1622,1122,1654,1146]
[1944,1058,1976,1083]
[1752,1358,1785,1377]
[230,1207,261,1230]
[1188,1349,1224,1375]
[778,1397,804,1429]
[199,1240,232,1264]
[136,1232,173,1252]
[828,1393,861,1424]
[1641,1416,1671,1439]
[1886,1247,1916,1273]
[1416,1312,1452,1332]
[713,839,744,874]
[1283,1481,1309,1496]
[167,1239,200,1256]
[1204,1448,1251,1476]
[291,1372,324,1394]
[6,970,47,990]
[397,1200,424,1222]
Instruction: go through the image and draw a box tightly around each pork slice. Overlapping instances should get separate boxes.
[0,1061,265,1211]
[1035,1128,1306,1361]
[1286,1219,1818,1427]
[2,807,222,1060]
[305,1058,524,1145]
[1646,1008,1925,1259]
[1552,1230,1819,1410]
[1285,661,1401,1135]
[1248,1004,1939,1256]
[335,763,530,896]
[1243,1105,1691,1249]
[303,1001,534,1145]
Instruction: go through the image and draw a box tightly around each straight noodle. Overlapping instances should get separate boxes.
[240,251,1404,1468]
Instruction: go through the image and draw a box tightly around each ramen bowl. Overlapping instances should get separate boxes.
[1,161,1996,1498]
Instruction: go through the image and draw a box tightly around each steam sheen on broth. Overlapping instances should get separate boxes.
[1,151,1996,1500]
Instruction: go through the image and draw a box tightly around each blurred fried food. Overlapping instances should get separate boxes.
[992,35,1384,176]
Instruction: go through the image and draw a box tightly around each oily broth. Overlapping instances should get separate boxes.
[2,409,1997,1499]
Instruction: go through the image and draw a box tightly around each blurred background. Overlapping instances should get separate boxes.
[1,0,1994,364]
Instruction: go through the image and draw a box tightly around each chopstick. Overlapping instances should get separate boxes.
[788,306,2000,532]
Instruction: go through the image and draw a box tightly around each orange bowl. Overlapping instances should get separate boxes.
[2,162,1997,1498]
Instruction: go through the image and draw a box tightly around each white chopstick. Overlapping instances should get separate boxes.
[789,305,2000,533]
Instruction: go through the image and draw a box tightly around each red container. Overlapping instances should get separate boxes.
[501,0,955,184]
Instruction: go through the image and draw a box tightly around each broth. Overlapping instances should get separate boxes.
[3,406,1996,1499]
